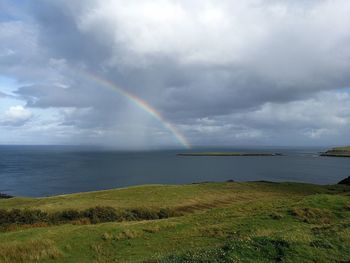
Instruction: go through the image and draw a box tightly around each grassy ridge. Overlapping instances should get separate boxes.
[332,146,350,151]
[0,182,350,262]
[177,152,276,156]
[321,146,350,157]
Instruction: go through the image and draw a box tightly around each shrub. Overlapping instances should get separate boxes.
[0,209,48,226]
[158,208,179,219]
[0,206,181,230]
[128,208,160,220]
[21,209,48,224]
[122,210,137,221]
[60,209,82,221]
[83,206,119,223]
[119,207,180,221]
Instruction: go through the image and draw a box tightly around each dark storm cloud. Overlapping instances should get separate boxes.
[1,0,350,146]
[25,1,112,64]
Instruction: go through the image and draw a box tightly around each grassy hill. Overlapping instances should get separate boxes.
[1,181,350,262]
[321,146,350,157]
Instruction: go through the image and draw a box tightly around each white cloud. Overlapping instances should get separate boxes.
[243,91,350,129]
[77,0,270,65]
[76,0,350,73]
[2,105,32,126]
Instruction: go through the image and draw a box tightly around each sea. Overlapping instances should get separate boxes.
[0,145,349,197]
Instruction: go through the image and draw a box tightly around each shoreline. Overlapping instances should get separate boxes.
[2,177,349,199]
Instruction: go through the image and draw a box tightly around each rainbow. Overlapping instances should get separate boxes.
[78,70,191,149]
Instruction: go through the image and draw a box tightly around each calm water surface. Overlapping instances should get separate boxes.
[0,145,349,197]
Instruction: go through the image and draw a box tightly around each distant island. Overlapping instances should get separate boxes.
[177,152,282,156]
[320,146,350,157]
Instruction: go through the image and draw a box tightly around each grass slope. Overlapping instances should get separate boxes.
[1,182,350,263]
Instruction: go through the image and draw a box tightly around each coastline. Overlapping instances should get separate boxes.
[320,146,350,157]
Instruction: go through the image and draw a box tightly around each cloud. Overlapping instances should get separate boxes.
[1,105,32,126]
[0,91,8,98]
[184,90,350,146]
[0,0,350,147]
[28,1,350,106]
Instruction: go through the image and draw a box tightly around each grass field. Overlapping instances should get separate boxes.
[1,181,350,262]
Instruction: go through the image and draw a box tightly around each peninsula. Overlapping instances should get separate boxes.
[177,152,281,156]
[320,146,350,157]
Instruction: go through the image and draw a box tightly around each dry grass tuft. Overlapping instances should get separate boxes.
[343,203,350,211]
[142,225,161,234]
[290,207,333,224]
[101,229,144,241]
[71,218,91,225]
[200,226,228,238]
[101,232,114,240]
[270,212,284,220]
[114,229,143,240]
[0,239,61,263]
[3,222,50,232]
[90,243,104,254]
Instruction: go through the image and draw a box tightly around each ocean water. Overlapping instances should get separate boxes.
[0,145,349,197]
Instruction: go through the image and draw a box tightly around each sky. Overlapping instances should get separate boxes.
[0,0,350,149]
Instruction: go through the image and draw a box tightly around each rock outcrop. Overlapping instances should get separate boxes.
[338,176,350,185]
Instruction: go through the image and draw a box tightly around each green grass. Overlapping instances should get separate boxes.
[332,146,350,151]
[1,181,350,262]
